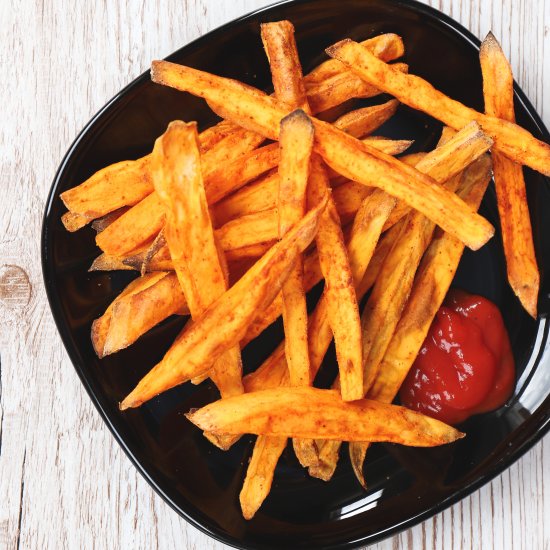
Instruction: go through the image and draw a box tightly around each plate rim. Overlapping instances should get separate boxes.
[41,0,550,548]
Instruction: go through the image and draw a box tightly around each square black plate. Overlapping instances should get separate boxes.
[42,0,550,548]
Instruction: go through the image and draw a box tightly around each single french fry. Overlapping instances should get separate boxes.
[186,387,464,444]
[216,209,279,252]
[60,158,153,230]
[96,192,165,256]
[119,196,326,410]
[91,271,187,357]
[91,272,169,357]
[304,33,404,85]
[277,110,315,388]
[261,21,309,110]
[480,32,539,317]
[326,39,550,176]
[262,21,322,468]
[349,154,493,488]
[151,60,494,250]
[333,99,399,138]
[306,62,408,113]
[308,156,363,401]
[151,121,244,417]
[239,435,287,520]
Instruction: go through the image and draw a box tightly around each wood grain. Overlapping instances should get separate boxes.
[0,1,548,549]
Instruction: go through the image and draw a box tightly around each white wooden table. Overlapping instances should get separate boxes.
[1,1,549,548]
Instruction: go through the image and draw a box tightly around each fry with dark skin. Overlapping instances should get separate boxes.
[479,32,539,317]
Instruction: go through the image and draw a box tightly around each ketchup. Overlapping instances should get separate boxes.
[399,289,515,425]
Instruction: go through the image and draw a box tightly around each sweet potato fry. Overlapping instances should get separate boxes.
[96,191,165,256]
[186,387,464,444]
[119,196,326,410]
[216,209,279,252]
[261,21,309,111]
[361,123,492,394]
[95,130,266,256]
[61,33,403,231]
[333,99,399,138]
[308,156,363,402]
[91,271,187,358]
[151,60,494,250]
[306,62,408,114]
[326,39,550,176]
[262,21,322,467]
[304,33,404,85]
[214,136,411,227]
[480,32,539,317]
[277,110,314,387]
[239,435,287,520]
[350,154,492,487]
[60,158,153,231]
[151,121,244,417]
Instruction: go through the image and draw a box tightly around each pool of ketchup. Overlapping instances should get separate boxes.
[399,289,515,425]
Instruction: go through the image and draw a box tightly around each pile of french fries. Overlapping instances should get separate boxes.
[60,22,546,519]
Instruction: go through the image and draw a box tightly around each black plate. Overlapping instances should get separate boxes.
[42,0,550,548]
